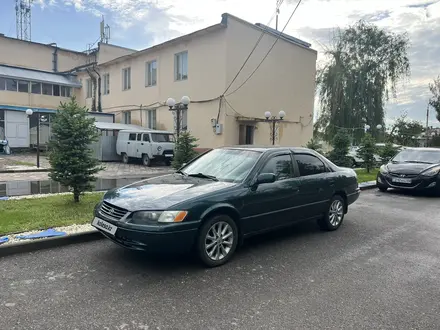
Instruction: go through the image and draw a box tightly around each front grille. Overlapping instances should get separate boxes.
[99,201,128,221]
[389,172,418,178]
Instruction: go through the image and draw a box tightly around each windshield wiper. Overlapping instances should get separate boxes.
[187,173,218,181]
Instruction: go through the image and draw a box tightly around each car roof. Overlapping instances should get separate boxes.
[119,129,173,134]
[401,147,440,151]
[221,145,312,153]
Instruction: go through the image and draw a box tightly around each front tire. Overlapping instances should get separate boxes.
[378,185,388,192]
[196,215,238,267]
[318,195,345,231]
[142,154,151,167]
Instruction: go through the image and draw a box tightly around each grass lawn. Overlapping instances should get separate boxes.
[10,160,36,167]
[356,168,379,183]
[0,192,104,235]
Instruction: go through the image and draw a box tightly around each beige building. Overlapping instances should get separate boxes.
[0,13,317,150]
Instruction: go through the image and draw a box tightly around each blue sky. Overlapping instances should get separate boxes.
[1,0,440,127]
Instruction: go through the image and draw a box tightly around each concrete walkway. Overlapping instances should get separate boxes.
[0,154,173,182]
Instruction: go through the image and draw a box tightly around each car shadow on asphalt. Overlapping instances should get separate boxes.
[96,219,325,274]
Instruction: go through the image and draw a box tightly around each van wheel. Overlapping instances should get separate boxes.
[122,153,129,164]
[142,154,151,167]
[165,159,172,166]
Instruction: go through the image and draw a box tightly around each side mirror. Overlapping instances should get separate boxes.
[255,173,276,185]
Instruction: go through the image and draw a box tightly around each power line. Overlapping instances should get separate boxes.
[222,0,285,95]
[225,0,303,97]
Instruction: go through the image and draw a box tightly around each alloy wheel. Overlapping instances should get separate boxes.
[329,200,344,227]
[204,221,234,261]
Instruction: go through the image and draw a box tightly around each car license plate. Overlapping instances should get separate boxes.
[392,177,412,184]
[92,217,117,235]
[165,154,173,157]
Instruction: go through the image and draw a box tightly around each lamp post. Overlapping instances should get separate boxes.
[25,108,40,168]
[166,96,190,139]
[264,110,286,145]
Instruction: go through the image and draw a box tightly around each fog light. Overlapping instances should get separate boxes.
[427,182,436,188]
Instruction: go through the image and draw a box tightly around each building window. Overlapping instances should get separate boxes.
[0,77,5,91]
[86,79,92,98]
[147,109,156,129]
[174,51,188,81]
[5,79,18,91]
[31,82,41,94]
[60,86,71,97]
[103,73,110,95]
[123,111,131,124]
[42,83,53,95]
[122,67,131,90]
[0,110,5,140]
[53,84,60,96]
[146,60,157,87]
[18,80,29,93]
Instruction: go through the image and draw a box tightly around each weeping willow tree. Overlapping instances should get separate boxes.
[316,21,410,143]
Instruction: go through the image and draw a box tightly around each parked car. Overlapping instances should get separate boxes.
[91,146,360,267]
[348,143,403,167]
[116,129,175,166]
[376,147,440,193]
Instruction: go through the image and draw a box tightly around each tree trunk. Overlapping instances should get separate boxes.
[73,190,80,203]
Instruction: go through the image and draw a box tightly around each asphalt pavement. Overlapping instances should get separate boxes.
[1,189,440,330]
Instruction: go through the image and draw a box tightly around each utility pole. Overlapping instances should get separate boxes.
[426,104,430,147]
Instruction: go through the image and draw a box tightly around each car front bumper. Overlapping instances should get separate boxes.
[92,217,199,254]
[376,172,439,191]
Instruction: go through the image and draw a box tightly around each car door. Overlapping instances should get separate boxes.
[292,153,334,219]
[241,152,301,234]
[127,133,137,157]
[139,133,152,157]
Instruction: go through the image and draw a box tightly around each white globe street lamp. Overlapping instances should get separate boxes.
[166,96,191,138]
[264,110,286,145]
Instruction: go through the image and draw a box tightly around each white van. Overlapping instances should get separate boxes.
[116,129,175,166]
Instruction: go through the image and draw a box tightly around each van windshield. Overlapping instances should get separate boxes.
[151,133,175,143]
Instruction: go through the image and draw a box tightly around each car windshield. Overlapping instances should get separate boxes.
[151,133,175,142]
[181,148,262,182]
[391,149,440,164]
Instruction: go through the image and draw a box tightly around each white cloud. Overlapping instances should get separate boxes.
[36,0,440,126]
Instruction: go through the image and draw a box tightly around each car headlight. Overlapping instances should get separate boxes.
[129,210,188,224]
[157,146,162,152]
[420,165,440,177]
[379,165,388,174]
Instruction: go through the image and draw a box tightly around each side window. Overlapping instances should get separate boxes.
[136,134,142,141]
[295,154,326,176]
[259,154,293,181]
[128,133,136,141]
[143,134,150,142]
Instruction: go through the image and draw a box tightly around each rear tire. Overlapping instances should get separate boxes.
[196,215,238,267]
[318,195,345,231]
[122,153,129,164]
[142,154,151,167]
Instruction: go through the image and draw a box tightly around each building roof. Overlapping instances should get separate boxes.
[98,13,315,67]
[0,104,57,113]
[94,122,147,131]
[0,65,81,87]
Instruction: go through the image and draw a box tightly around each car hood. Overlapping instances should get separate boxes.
[385,162,438,175]
[103,173,237,211]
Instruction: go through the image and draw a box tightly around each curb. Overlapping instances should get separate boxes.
[0,168,50,173]
[359,182,377,191]
[0,230,104,258]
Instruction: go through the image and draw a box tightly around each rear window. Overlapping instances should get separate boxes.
[151,133,175,142]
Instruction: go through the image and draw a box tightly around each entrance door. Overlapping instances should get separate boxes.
[239,124,254,145]
[5,110,28,147]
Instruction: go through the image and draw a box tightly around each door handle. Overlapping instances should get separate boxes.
[127,142,130,144]
[141,143,144,145]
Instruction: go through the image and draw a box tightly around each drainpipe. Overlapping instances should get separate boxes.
[86,68,97,112]
[49,43,58,72]
[93,67,102,112]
